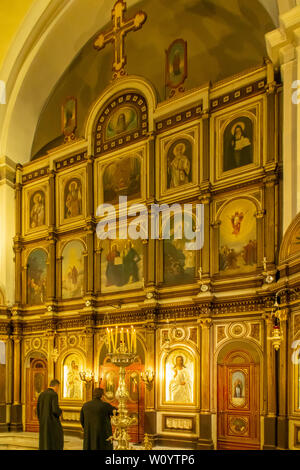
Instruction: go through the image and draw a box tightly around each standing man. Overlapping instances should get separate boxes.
[37,379,64,450]
[80,388,117,450]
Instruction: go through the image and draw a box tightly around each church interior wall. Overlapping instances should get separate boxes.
[1,5,300,445]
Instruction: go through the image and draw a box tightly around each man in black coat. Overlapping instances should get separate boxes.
[80,388,117,450]
[37,379,64,450]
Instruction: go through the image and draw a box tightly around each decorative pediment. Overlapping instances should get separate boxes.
[94,92,148,156]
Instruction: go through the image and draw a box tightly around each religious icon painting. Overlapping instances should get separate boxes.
[158,126,199,200]
[57,169,86,226]
[164,349,195,406]
[29,190,46,229]
[163,213,196,285]
[23,183,48,235]
[105,106,138,141]
[64,178,82,219]
[102,154,142,205]
[166,39,188,96]
[100,236,144,293]
[104,371,117,401]
[94,93,148,156]
[218,198,257,275]
[167,138,193,190]
[213,100,262,183]
[223,117,253,172]
[230,370,247,408]
[63,353,83,400]
[27,249,47,306]
[129,371,140,403]
[62,97,77,142]
[61,240,85,300]
[96,146,146,208]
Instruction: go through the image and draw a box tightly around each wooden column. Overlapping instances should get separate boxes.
[6,338,13,429]
[263,314,277,450]
[211,221,221,276]
[11,334,22,431]
[256,211,265,269]
[14,165,23,306]
[48,169,56,228]
[86,228,94,295]
[0,337,10,431]
[47,237,56,302]
[144,323,156,437]
[94,248,102,295]
[277,310,289,449]
[198,318,214,449]
[199,195,211,278]
[264,175,277,267]
[86,156,94,217]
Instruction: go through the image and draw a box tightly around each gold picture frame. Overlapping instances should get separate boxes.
[156,124,200,202]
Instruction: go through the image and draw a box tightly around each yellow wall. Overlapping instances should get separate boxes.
[0,0,35,69]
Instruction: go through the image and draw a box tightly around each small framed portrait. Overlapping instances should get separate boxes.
[164,349,196,406]
[95,145,147,208]
[62,353,83,400]
[23,183,48,236]
[56,168,86,226]
[218,198,258,276]
[223,117,253,172]
[167,139,193,189]
[61,239,85,300]
[102,154,141,205]
[166,39,188,90]
[100,237,144,294]
[213,99,263,183]
[27,248,48,306]
[64,178,82,219]
[157,125,199,200]
[62,97,77,139]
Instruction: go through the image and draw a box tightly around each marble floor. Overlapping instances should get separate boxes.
[0,432,83,450]
[0,433,183,450]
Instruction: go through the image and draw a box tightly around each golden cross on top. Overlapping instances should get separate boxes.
[94,0,147,80]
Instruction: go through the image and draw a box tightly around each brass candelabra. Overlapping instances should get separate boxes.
[106,326,138,450]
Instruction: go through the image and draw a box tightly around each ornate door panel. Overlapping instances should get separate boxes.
[217,351,260,450]
[101,356,145,443]
[26,358,48,432]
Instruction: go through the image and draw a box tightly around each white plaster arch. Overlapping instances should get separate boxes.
[0,0,278,165]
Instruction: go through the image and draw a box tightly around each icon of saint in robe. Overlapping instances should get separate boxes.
[169,142,191,188]
[224,120,253,172]
[169,355,192,403]
[30,192,45,228]
[65,180,82,219]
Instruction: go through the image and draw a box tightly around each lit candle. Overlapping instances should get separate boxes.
[126,329,130,353]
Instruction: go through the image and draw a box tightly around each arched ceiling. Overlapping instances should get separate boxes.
[0,0,278,164]
[0,0,35,69]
